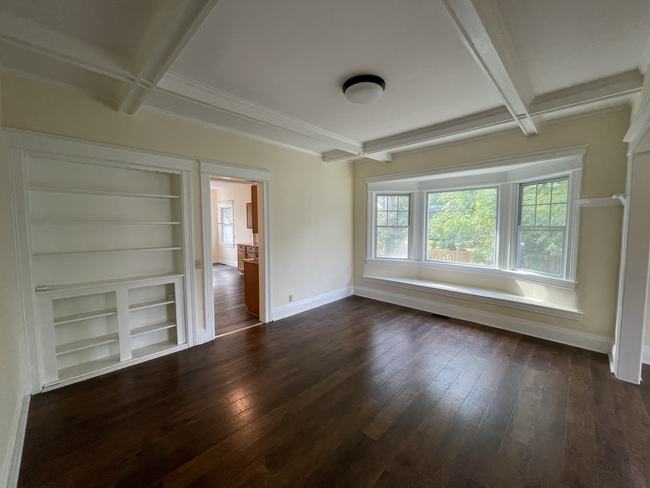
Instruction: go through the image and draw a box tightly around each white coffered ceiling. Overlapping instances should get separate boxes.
[0,0,648,161]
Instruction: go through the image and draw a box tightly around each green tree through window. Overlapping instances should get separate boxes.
[427,188,497,265]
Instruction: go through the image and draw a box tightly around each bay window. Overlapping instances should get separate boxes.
[366,148,584,288]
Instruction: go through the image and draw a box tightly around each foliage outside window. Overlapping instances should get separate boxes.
[518,178,568,275]
[427,188,497,266]
[219,202,234,245]
[376,195,410,259]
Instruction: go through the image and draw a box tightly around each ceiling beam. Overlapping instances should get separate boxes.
[360,72,642,158]
[529,70,643,115]
[440,0,537,136]
[363,107,514,154]
[155,72,396,161]
[117,0,221,114]
[322,149,393,163]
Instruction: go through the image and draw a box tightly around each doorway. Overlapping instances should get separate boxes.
[200,161,271,342]
[209,177,263,336]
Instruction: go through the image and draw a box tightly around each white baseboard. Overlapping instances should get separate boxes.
[215,260,238,268]
[195,329,208,345]
[272,286,354,321]
[643,345,650,365]
[354,286,613,356]
[2,394,30,488]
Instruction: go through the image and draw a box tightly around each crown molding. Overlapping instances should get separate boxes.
[625,75,650,154]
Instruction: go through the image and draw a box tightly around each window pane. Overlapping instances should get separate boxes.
[376,227,408,258]
[537,182,552,204]
[387,196,398,210]
[519,229,564,275]
[535,204,550,226]
[377,195,387,211]
[223,224,233,244]
[397,211,409,226]
[376,211,387,226]
[222,207,232,224]
[521,205,536,226]
[552,180,568,203]
[550,204,567,226]
[523,184,537,205]
[427,188,497,266]
[398,196,409,211]
[387,211,398,226]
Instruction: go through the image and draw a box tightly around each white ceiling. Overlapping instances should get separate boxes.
[0,0,649,160]
[169,0,504,142]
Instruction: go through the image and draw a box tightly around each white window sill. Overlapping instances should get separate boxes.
[218,242,235,248]
[365,258,576,290]
[362,276,583,320]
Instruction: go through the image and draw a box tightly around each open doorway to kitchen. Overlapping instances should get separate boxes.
[209,177,263,336]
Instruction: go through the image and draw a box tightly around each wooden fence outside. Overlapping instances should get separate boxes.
[427,249,475,263]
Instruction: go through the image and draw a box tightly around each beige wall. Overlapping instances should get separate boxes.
[0,145,30,486]
[354,109,630,340]
[1,73,354,332]
[210,183,253,266]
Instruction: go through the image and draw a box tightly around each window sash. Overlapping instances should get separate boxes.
[218,202,234,246]
[516,178,569,277]
[374,194,411,260]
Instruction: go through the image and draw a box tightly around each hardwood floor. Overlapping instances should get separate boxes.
[213,263,260,336]
[18,296,650,488]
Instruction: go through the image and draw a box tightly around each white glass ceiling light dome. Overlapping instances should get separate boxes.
[343,75,385,104]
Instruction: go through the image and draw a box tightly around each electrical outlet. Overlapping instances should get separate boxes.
[289,295,293,302]
[195,259,202,270]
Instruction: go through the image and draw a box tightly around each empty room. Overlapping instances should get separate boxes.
[1,0,650,487]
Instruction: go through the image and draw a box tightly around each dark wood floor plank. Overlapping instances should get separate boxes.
[17,297,650,488]
[562,362,597,488]
[523,345,569,488]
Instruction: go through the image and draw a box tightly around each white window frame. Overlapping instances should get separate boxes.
[366,147,585,289]
[218,200,234,247]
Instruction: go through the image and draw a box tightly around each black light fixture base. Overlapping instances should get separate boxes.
[343,75,386,93]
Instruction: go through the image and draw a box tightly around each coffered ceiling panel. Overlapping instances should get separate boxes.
[0,0,162,58]
[169,0,505,141]
[496,0,650,95]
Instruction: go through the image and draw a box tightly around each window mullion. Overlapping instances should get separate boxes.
[410,191,424,262]
[497,182,516,271]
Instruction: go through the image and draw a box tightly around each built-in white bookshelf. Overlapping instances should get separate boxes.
[25,154,190,389]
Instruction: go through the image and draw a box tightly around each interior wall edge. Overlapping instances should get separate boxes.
[2,394,30,488]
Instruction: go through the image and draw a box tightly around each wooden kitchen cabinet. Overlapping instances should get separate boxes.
[246,202,253,229]
[244,259,259,317]
[237,244,258,272]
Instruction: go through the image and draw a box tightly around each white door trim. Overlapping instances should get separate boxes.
[200,161,271,341]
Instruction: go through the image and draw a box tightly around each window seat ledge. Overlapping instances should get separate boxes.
[362,276,583,320]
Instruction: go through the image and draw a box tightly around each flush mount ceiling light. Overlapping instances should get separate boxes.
[342,75,385,104]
